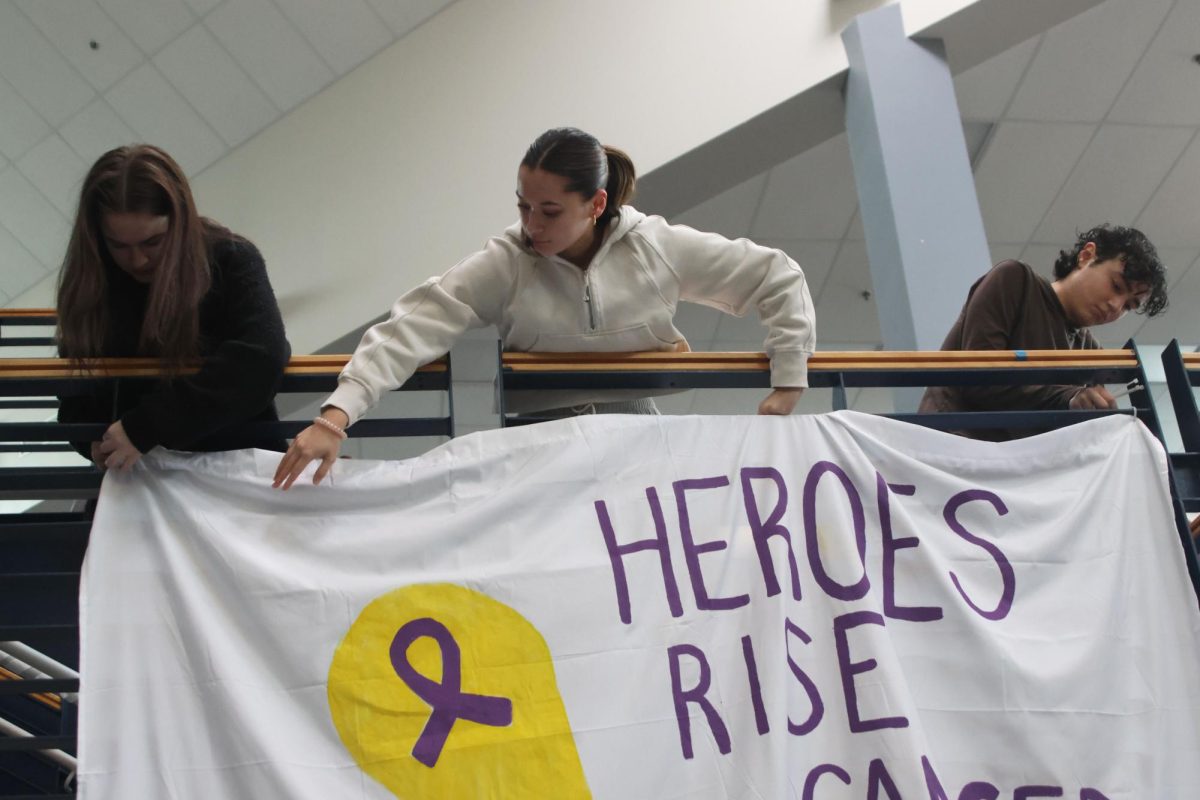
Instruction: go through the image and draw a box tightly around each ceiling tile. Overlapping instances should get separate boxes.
[0,3,94,127]
[1016,244,1064,275]
[273,0,393,76]
[1136,133,1200,249]
[16,0,143,92]
[181,0,222,16]
[1109,0,1200,126]
[812,240,881,345]
[59,98,139,166]
[1160,249,1200,290]
[16,134,87,218]
[989,242,1027,266]
[365,0,452,38]
[750,134,858,240]
[1034,124,1193,244]
[953,36,1039,121]
[96,0,195,55]
[0,76,49,162]
[206,0,334,112]
[0,167,72,267]
[154,25,277,146]
[671,173,766,241]
[1132,254,1200,344]
[105,63,226,175]
[1006,0,1172,122]
[974,121,1095,243]
[0,219,50,302]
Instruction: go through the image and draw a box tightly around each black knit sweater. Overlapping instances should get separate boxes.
[57,235,291,455]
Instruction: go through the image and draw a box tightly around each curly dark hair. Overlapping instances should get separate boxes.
[1052,224,1168,316]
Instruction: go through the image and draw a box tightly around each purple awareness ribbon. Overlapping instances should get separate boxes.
[389,617,513,767]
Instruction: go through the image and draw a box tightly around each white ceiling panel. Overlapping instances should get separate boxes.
[953,36,1039,121]
[274,0,393,76]
[154,25,277,147]
[988,242,1026,266]
[1134,255,1200,343]
[17,0,143,92]
[15,134,86,218]
[672,173,766,240]
[974,121,1095,243]
[365,0,453,38]
[59,98,138,166]
[1136,133,1200,249]
[1016,244,1063,274]
[206,0,334,112]
[181,0,221,16]
[97,0,194,55]
[0,4,94,127]
[0,76,49,162]
[0,167,71,267]
[750,134,858,240]
[1006,0,1172,122]
[0,219,49,302]
[1109,0,1200,126]
[105,63,225,174]
[1160,249,1200,289]
[813,240,881,344]
[1034,124,1193,244]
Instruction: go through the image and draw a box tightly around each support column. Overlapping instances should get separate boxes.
[842,4,991,411]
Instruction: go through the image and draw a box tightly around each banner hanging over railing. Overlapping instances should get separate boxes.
[79,413,1200,799]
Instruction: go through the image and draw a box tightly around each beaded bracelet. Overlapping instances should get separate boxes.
[312,416,348,440]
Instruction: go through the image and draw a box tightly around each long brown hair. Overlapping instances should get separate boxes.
[56,144,226,370]
[521,128,636,227]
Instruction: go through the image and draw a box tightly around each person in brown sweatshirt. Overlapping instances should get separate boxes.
[919,224,1168,440]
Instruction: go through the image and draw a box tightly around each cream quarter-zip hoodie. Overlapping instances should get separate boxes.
[326,206,815,420]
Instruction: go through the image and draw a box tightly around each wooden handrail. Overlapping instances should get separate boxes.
[1183,352,1200,369]
[502,349,1138,372]
[0,309,54,320]
[0,355,447,379]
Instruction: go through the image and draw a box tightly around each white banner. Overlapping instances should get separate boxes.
[78,412,1200,799]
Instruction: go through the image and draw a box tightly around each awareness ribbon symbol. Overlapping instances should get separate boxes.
[389,617,514,767]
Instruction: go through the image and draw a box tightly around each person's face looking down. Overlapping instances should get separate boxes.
[516,166,606,266]
[101,211,169,284]
[1055,241,1150,328]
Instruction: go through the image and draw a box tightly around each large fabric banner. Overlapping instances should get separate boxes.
[79,413,1200,799]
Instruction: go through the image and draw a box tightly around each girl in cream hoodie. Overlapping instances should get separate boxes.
[274,127,816,489]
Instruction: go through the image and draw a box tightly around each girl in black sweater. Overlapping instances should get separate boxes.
[56,144,291,471]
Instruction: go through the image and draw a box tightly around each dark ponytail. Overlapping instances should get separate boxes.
[521,127,637,226]
[600,145,636,226]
